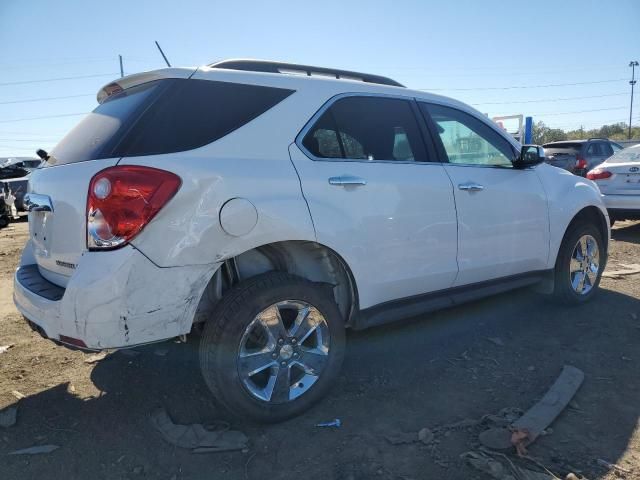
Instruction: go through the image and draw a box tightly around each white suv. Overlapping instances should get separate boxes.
[15,60,609,422]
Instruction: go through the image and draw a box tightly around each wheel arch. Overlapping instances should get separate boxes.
[194,240,359,327]
[555,205,609,267]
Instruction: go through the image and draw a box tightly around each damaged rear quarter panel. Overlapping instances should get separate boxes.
[123,89,319,268]
[64,247,219,348]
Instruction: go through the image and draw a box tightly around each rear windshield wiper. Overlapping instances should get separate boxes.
[36,149,49,161]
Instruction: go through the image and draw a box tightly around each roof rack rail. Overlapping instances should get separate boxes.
[208,59,405,88]
[588,137,608,141]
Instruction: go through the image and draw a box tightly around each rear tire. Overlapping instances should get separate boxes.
[553,221,604,304]
[199,272,345,423]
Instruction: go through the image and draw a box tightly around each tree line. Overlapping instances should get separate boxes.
[532,121,640,144]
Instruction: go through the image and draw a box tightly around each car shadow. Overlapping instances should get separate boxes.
[611,220,640,245]
[2,286,639,479]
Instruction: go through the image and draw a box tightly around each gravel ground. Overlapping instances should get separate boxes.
[0,219,639,480]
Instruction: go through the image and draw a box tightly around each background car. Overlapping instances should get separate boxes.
[0,157,41,171]
[543,138,622,176]
[587,143,640,225]
[0,163,30,211]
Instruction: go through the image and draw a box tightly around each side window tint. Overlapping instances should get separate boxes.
[611,143,623,152]
[119,80,294,157]
[393,128,413,160]
[340,132,366,159]
[302,96,428,161]
[420,103,515,167]
[302,111,342,158]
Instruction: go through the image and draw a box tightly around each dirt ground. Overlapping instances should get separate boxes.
[0,219,639,480]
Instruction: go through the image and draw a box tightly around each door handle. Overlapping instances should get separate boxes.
[328,175,367,186]
[458,183,484,192]
[24,193,54,212]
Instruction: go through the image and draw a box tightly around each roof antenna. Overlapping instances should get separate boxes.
[154,41,171,67]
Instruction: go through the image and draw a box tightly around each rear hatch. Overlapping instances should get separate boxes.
[543,142,582,172]
[28,68,195,287]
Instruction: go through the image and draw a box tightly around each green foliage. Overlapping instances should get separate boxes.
[532,121,567,144]
[533,121,640,144]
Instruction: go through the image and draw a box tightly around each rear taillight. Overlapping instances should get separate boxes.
[87,166,181,250]
[586,169,613,181]
[575,156,588,170]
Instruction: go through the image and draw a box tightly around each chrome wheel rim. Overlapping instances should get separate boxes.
[237,300,330,403]
[569,234,600,295]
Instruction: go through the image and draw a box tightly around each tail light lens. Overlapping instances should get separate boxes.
[575,156,588,170]
[586,169,613,181]
[87,166,181,250]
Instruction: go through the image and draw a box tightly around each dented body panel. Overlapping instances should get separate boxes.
[14,240,219,349]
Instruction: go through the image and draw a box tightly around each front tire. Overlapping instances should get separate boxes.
[199,272,345,423]
[553,222,604,304]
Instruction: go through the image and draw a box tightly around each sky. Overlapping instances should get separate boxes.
[0,0,638,158]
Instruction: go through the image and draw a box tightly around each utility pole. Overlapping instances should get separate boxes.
[155,41,171,67]
[119,54,124,78]
[629,60,639,140]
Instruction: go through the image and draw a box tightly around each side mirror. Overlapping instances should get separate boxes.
[514,145,545,168]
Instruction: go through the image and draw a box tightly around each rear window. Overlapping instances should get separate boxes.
[48,79,294,166]
[606,147,640,163]
[542,142,583,155]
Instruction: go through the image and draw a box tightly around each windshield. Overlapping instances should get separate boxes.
[605,146,640,163]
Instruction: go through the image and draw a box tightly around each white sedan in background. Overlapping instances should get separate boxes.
[587,144,640,225]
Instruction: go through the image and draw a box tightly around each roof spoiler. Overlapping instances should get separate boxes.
[96,67,197,104]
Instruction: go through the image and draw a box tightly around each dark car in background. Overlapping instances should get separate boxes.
[543,138,622,176]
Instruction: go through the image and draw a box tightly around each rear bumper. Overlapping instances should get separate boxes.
[14,241,218,349]
[602,194,640,216]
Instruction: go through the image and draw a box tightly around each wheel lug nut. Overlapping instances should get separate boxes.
[293,353,299,358]
[291,338,297,344]
[281,361,287,367]
[278,338,284,345]
[272,353,278,359]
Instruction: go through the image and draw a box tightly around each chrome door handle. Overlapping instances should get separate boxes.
[458,183,484,192]
[24,193,54,212]
[328,175,367,186]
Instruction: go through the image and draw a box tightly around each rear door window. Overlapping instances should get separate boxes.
[302,96,428,162]
[47,79,294,166]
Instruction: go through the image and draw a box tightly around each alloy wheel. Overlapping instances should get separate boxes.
[569,234,600,295]
[237,300,330,403]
